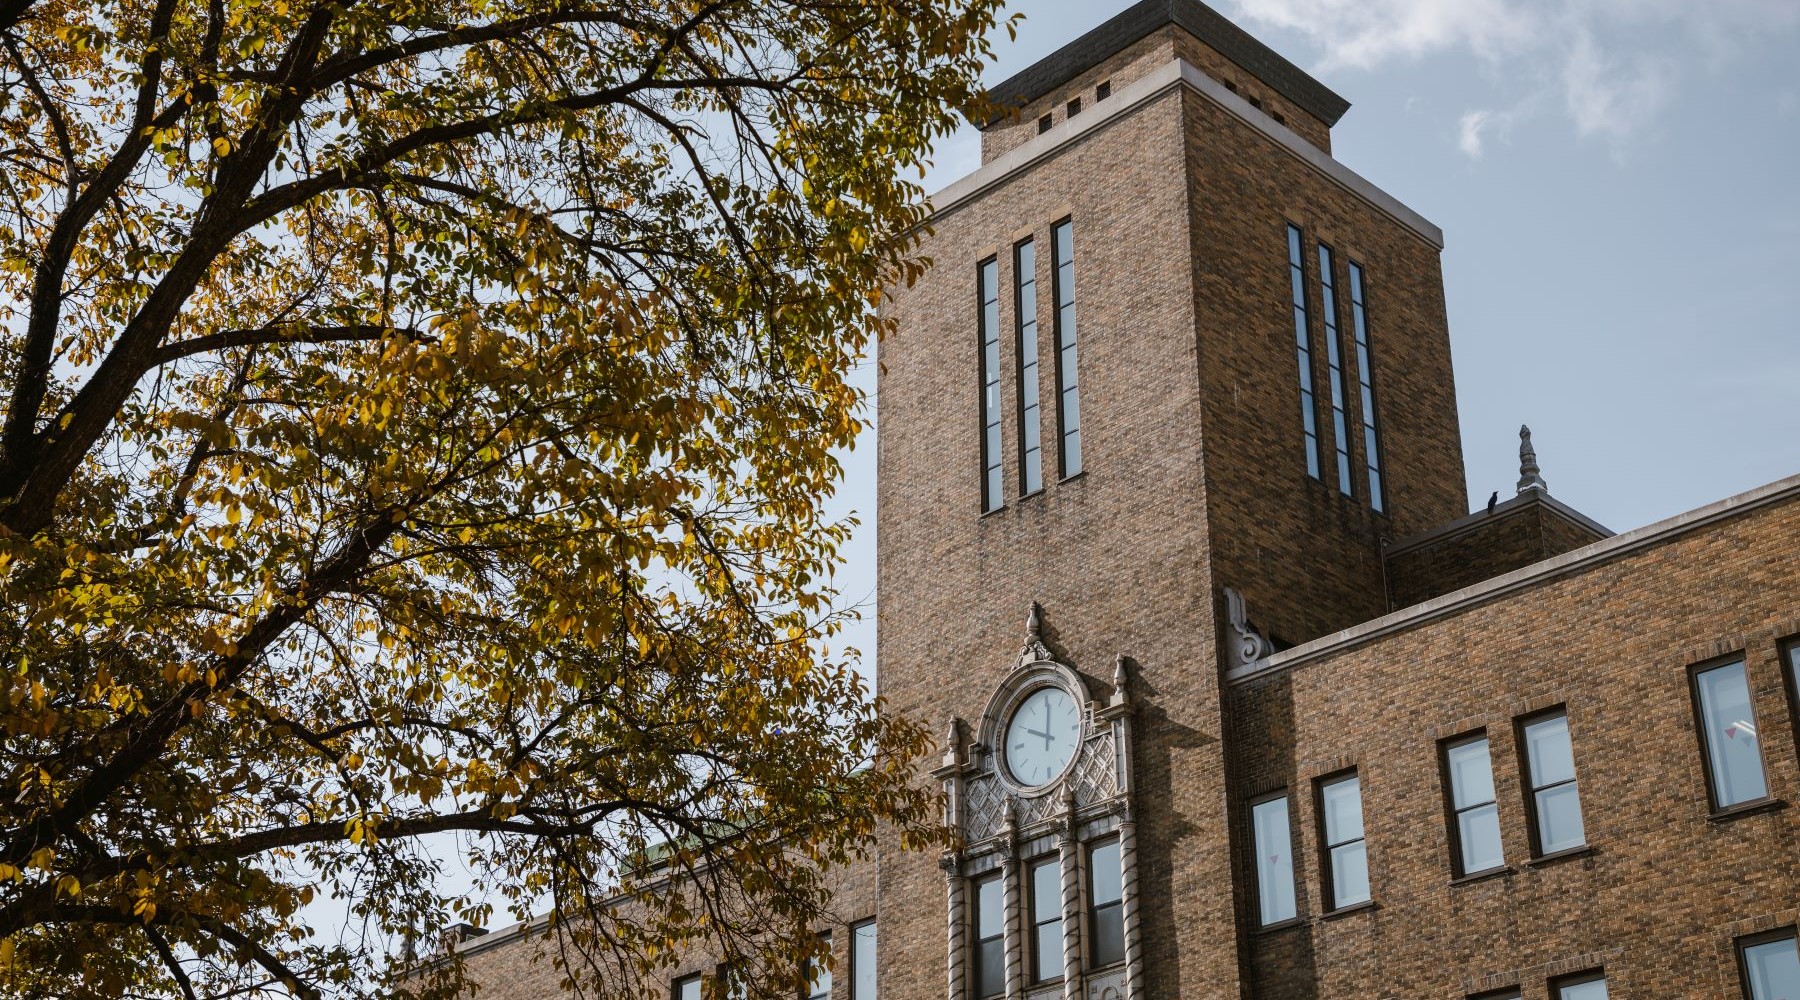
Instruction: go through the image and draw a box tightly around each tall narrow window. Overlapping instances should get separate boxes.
[1087,839,1123,968]
[804,933,832,1000]
[1051,220,1081,478]
[1346,262,1386,512]
[973,874,1004,999]
[1552,972,1608,1000]
[1287,225,1321,479]
[1251,793,1297,925]
[1693,658,1768,809]
[675,975,703,1000]
[1519,710,1585,855]
[978,258,1003,512]
[1027,856,1061,983]
[1443,735,1504,876]
[1014,239,1042,495]
[1740,930,1800,1000]
[1317,772,1369,910]
[850,920,876,1000]
[1317,244,1352,495]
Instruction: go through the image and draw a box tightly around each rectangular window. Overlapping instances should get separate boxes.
[1443,734,1505,876]
[1014,239,1042,495]
[1317,244,1353,495]
[1287,225,1321,479]
[1096,80,1111,101]
[1051,219,1081,478]
[850,920,876,1000]
[1519,710,1585,855]
[1316,772,1369,910]
[1346,262,1386,512]
[978,258,1003,512]
[804,933,832,1000]
[1741,930,1800,1000]
[1470,992,1521,1000]
[1087,839,1124,968]
[1028,856,1062,983]
[1038,114,1053,134]
[1552,971,1608,1000]
[1251,793,1297,925]
[973,874,1004,999]
[1066,98,1082,117]
[676,975,703,1000]
[1693,658,1768,809]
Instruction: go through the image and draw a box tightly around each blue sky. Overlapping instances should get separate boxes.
[829,0,1800,685]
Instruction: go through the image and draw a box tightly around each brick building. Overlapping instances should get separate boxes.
[456,2,1800,998]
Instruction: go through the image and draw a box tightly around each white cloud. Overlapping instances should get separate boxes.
[1226,0,1799,156]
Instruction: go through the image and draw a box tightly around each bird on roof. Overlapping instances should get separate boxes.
[1487,490,1498,515]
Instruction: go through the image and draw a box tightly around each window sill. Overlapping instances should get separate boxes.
[1255,916,1307,935]
[979,505,1006,519]
[1708,797,1787,823]
[1057,471,1086,485]
[1318,900,1377,922]
[1526,845,1595,868]
[1449,865,1514,887]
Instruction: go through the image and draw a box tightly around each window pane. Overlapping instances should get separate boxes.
[807,934,832,1000]
[975,939,1004,999]
[1033,920,1061,982]
[851,922,876,1000]
[1321,775,1363,845]
[1457,802,1505,873]
[1557,977,1608,1000]
[1448,739,1496,809]
[976,876,1003,938]
[1252,796,1297,925]
[1089,841,1121,905]
[1534,783,1586,854]
[1524,715,1577,787]
[1330,840,1370,907]
[1090,903,1124,968]
[677,977,702,1000]
[1697,660,1768,807]
[1031,859,1060,923]
[1745,936,1800,1000]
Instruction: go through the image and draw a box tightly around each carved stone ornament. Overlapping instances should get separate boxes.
[1224,586,1273,668]
[1018,602,1053,668]
[1517,423,1548,493]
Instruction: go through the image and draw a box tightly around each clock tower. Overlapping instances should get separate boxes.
[876,1,1467,998]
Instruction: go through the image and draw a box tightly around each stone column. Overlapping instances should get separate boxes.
[944,855,967,1000]
[1059,793,1083,1000]
[1118,813,1143,1000]
[1002,812,1024,1000]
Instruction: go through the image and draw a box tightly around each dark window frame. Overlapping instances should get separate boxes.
[1096,80,1111,101]
[1050,218,1081,480]
[848,919,876,1000]
[971,872,1005,1000]
[977,256,1003,514]
[1037,114,1053,134]
[1467,990,1522,1000]
[1013,237,1042,496]
[1066,97,1081,118]
[1249,788,1298,927]
[1514,706,1585,858]
[1439,730,1505,879]
[674,973,704,1000]
[1780,635,1800,761]
[1313,768,1369,912]
[1026,853,1063,985]
[1737,926,1800,1000]
[802,932,833,1000]
[1285,224,1323,481]
[1316,241,1353,497]
[1086,837,1124,969]
[1688,653,1771,813]
[1550,969,1607,998]
[1345,259,1387,513]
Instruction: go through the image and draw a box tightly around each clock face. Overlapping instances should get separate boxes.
[1004,686,1082,787]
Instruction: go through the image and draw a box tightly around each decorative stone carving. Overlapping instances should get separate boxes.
[1517,424,1548,493]
[1109,654,1131,709]
[1018,602,1053,668]
[1224,586,1273,668]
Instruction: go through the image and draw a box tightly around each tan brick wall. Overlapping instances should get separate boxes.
[1227,495,1800,998]
[1386,500,1610,610]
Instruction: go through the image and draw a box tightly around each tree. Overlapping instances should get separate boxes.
[0,0,1005,995]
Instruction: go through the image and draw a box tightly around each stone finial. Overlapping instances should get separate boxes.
[1517,424,1548,494]
[1110,654,1131,708]
[1018,602,1052,666]
[941,716,965,770]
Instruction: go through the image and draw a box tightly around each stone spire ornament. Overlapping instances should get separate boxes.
[1517,424,1548,494]
[1018,601,1053,667]
[1110,654,1132,708]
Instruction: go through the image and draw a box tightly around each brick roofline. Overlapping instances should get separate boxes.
[1384,489,1614,557]
[1227,471,1800,686]
[981,0,1350,128]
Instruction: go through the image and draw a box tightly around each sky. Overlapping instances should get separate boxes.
[824,0,1800,689]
